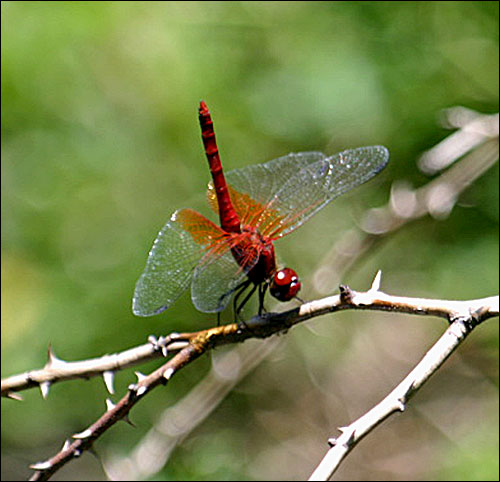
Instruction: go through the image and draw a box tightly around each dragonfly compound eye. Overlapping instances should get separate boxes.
[269,268,301,301]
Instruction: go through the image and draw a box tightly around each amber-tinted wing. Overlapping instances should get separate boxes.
[207,183,285,233]
[207,152,326,232]
[210,147,389,239]
[133,208,227,316]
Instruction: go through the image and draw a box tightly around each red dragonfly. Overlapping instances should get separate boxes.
[133,101,389,317]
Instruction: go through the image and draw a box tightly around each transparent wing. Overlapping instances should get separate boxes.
[266,146,389,238]
[191,249,248,313]
[207,151,326,220]
[132,208,226,316]
[219,146,389,238]
[190,229,263,313]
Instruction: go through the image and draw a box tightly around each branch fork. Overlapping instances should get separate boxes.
[1,271,496,481]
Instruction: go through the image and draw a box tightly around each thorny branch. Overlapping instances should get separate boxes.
[1,334,191,399]
[2,107,498,481]
[308,297,497,481]
[20,272,499,481]
[3,270,497,400]
[106,106,498,480]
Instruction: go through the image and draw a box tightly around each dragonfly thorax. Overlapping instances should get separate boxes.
[231,225,277,283]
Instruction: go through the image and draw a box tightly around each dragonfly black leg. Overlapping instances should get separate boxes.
[223,278,251,321]
[214,278,251,325]
[258,283,269,316]
[234,281,258,319]
[215,277,263,323]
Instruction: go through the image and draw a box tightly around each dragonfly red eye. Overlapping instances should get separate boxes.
[269,268,301,302]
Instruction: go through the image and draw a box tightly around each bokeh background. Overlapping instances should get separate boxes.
[2,1,498,480]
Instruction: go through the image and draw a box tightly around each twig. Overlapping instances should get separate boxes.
[4,268,496,400]
[1,334,190,399]
[308,298,497,481]
[103,336,284,480]
[28,344,202,481]
[25,272,499,481]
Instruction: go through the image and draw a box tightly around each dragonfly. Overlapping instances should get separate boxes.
[133,101,389,318]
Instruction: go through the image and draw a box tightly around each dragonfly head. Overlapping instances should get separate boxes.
[269,268,301,302]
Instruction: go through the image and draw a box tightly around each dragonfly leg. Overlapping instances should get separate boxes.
[258,283,269,316]
[234,281,258,319]
[213,278,250,325]
[212,278,251,322]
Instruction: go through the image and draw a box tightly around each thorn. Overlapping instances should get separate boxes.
[163,367,175,381]
[72,428,92,440]
[29,460,52,470]
[470,305,488,324]
[40,381,51,399]
[123,414,136,428]
[105,398,116,411]
[339,285,354,303]
[128,383,138,393]
[370,270,382,292]
[136,385,147,397]
[62,439,71,452]
[103,370,115,394]
[135,371,147,382]
[45,344,55,367]
[74,449,82,458]
[337,426,356,446]
[45,344,67,369]
[327,437,337,447]
[148,335,168,356]
[5,391,23,401]
[397,399,406,412]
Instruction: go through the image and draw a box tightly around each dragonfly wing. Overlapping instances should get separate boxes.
[259,146,389,238]
[133,208,225,316]
[207,152,326,219]
[191,248,248,313]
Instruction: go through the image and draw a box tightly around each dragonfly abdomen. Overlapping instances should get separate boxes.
[199,101,241,234]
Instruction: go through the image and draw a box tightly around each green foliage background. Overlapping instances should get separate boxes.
[2,1,498,480]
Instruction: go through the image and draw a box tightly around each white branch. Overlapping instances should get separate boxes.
[308,298,498,481]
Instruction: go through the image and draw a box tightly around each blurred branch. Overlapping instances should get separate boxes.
[312,114,499,295]
[418,107,498,174]
[308,294,497,481]
[27,274,499,481]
